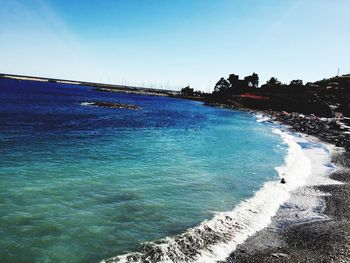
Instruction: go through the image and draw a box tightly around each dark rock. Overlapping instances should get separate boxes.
[271,111,350,152]
[83,101,141,110]
[272,253,288,258]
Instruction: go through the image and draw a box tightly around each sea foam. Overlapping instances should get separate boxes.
[255,114,271,123]
[103,127,328,263]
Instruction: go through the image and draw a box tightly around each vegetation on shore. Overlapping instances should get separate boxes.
[2,71,349,118]
[181,73,350,118]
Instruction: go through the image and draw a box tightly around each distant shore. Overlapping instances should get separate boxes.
[0,73,181,97]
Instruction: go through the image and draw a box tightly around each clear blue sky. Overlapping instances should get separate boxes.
[0,0,349,91]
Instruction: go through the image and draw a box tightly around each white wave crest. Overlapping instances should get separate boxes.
[255,114,271,123]
[103,129,315,263]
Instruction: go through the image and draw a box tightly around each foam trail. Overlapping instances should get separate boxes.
[103,129,312,263]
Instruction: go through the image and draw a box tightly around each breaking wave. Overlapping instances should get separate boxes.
[102,129,312,263]
[255,114,271,123]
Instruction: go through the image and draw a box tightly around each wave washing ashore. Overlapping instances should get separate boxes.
[104,115,338,263]
[0,78,289,263]
[0,78,343,263]
[225,117,350,262]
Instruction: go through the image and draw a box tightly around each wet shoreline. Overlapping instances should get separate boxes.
[223,117,350,262]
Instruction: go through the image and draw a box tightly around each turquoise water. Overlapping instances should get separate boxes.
[0,79,287,262]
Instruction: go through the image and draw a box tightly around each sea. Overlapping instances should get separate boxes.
[0,78,330,263]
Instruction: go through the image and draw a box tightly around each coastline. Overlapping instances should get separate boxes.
[2,75,349,262]
[104,114,336,263]
[94,96,349,262]
[103,100,350,262]
[224,153,350,263]
[223,114,350,263]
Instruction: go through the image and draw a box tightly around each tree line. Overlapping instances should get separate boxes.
[181,73,308,97]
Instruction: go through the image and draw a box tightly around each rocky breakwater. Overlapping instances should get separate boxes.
[271,111,350,151]
[81,101,141,110]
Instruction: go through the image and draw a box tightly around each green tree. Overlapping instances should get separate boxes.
[244,73,259,88]
[181,86,194,96]
[214,77,230,92]
[227,74,239,88]
[266,77,281,85]
[290,79,303,86]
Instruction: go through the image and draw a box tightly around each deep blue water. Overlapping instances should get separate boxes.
[0,78,287,262]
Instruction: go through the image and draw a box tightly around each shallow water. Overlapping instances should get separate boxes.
[0,79,287,262]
